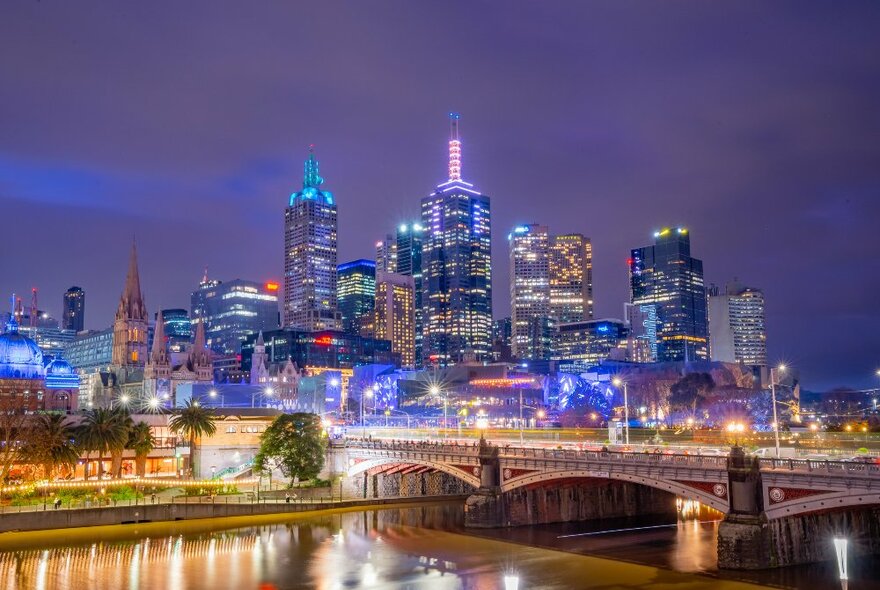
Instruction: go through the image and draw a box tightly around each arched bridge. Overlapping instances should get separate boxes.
[341,439,880,519]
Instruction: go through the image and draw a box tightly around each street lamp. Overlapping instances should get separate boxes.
[770,364,786,458]
[209,388,223,407]
[612,377,629,445]
[833,537,848,590]
[430,385,447,438]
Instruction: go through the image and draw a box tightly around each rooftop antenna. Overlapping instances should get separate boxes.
[30,288,38,336]
[448,112,461,182]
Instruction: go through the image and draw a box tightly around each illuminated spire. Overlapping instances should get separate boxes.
[303,144,324,189]
[117,240,147,322]
[448,112,461,182]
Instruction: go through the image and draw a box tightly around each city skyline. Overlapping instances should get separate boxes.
[2,3,880,389]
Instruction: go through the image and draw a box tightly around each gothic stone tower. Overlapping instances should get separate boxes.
[112,243,148,368]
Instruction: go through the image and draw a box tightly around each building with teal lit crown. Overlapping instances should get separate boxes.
[284,147,341,331]
[421,113,492,365]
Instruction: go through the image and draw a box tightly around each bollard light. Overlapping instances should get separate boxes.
[833,537,848,589]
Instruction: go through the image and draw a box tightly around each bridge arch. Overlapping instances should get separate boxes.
[501,469,730,513]
[346,456,482,489]
[764,489,880,520]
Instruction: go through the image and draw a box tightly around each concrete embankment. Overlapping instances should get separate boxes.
[0,495,467,535]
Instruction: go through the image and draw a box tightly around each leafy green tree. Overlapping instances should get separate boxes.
[78,408,130,480]
[254,413,326,485]
[127,421,156,477]
[169,401,216,477]
[20,413,79,481]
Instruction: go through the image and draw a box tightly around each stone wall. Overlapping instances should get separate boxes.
[344,471,476,499]
[718,507,880,569]
[465,478,676,528]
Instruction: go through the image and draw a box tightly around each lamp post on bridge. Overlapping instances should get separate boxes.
[612,377,629,445]
[769,364,786,458]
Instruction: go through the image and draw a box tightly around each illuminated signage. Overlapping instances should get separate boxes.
[265,282,279,292]
[314,335,333,346]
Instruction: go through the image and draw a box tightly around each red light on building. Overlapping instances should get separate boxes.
[314,335,332,346]
[626,258,633,266]
[265,282,280,292]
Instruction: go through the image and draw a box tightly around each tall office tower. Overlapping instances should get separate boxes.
[708,282,767,368]
[550,234,593,323]
[629,228,708,362]
[375,234,397,273]
[157,308,192,352]
[509,224,551,360]
[336,260,376,335]
[62,286,85,332]
[190,275,279,354]
[112,243,149,367]
[420,113,492,365]
[396,222,424,366]
[374,271,416,369]
[283,147,341,331]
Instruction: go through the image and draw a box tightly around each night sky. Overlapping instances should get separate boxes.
[2,2,879,390]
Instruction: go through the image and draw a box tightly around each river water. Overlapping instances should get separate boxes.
[0,501,875,590]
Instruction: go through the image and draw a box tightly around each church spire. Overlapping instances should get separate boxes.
[448,112,462,182]
[149,312,168,366]
[117,241,147,322]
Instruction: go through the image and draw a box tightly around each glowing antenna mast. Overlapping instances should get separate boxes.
[448,112,462,182]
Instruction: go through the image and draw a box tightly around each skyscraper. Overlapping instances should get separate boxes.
[509,224,551,360]
[396,222,424,366]
[550,234,593,324]
[375,234,397,274]
[629,228,708,362]
[708,282,767,368]
[336,259,376,335]
[283,147,341,331]
[112,243,148,368]
[190,275,279,355]
[374,271,416,369]
[62,286,85,332]
[421,113,492,365]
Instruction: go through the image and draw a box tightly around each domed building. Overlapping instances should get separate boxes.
[0,313,78,412]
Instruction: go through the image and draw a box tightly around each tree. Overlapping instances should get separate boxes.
[20,413,79,481]
[128,421,156,477]
[109,410,134,477]
[78,408,130,480]
[254,413,326,485]
[0,398,32,483]
[169,401,216,477]
[668,373,715,415]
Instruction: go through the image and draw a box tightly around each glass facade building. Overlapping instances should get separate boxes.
[191,278,279,355]
[64,328,114,370]
[553,319,628,373]
[336,259,376,335]
[283,148,341,331]
[62,286,85,332]
[374,271,416,369]
[509,224,551,360]
[421,114,492,365]
[395,222,424,366]
[550,234,593,324]
[240,329,397,373]
[629,228,708,362]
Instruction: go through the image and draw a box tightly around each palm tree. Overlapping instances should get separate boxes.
[128,421,156,477]
[78,408,130,480]
[169,401,216,478]
[110,410,134,477]
[20,414,79,481]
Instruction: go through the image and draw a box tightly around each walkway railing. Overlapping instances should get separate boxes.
[760,457,880,475]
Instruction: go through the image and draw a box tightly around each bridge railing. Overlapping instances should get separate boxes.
[498,446,729,468]
[345,438,481,456]
[759,458,880,475]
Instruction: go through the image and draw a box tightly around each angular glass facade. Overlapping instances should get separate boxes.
[240,329,397,372]
[336,259,375,335]
[629,228,708,362]
[62,286,85,332]
[190,279,279,354]
[553,319,628,373]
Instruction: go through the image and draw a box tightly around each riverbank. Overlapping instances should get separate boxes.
[0,502,774,589]
[0,494,467,536]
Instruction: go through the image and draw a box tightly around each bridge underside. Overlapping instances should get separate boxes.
[466,477,678,528]
[344,461,476,499]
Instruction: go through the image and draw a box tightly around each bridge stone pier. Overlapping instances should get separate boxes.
[336,439,880,570]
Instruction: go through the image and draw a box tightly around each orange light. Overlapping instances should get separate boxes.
[314,335,332,346]
[265,282,279,291]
